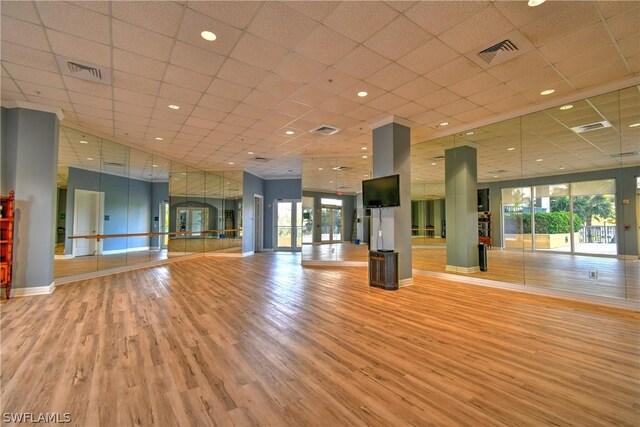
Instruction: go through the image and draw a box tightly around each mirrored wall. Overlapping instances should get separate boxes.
[301,156,371,263]
[411,86,639,301]
[54,127,243,279]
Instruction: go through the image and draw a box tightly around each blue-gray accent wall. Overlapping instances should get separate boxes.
[242,171,265,253]
[264,179,302,249]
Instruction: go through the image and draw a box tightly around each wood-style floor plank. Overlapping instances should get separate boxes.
[2,253,639,426]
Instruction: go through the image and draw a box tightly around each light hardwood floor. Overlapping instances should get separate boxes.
[2,254,639,426]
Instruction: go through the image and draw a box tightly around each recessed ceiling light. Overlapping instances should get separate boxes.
[248,151,254,155]
[507,147,515,151]
[168,104,180,110]
[318,167,323,170]
[286,130,295,135]
[439,121,449,126]
[362,155,368,159]
[528,0,546,6]
[80,140,88,144]
[540,89,555,96]
[493,175,499,178]
[465,131,474,135]
[357,91,368,97]
[536,158,543,162]
[431,162,436,166]
[559,104,573,110]
[559,166,565,170]
[364,174,368,177]
[201,31,217,41]
[228,162,234,165]
[86,157,93,160]
[155,137,163,141]
[152,164,158,167]
[329,181,333,183]
[629,122,640,128]
[361,147,367,150]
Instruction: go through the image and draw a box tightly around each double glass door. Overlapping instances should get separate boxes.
[276,200,302,250]
[321,206,342,243]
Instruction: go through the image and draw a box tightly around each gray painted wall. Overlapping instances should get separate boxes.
[150,182,168,248]
[302,191,356,243]
[264,178,302,249]
[1,107,58,289]
[65,167,152,254]
[480,165,640,256]
[242,171,265,253]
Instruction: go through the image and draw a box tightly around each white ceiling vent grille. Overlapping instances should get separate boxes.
[311,124,340,136]
[609,151,639,158]
[254,157,271,162]
[570,121,612,134]
[467,30,534,69]
[478,40,518,64]
[332,166,350,171]
[56,55,112,84]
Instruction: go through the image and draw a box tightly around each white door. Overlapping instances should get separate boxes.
[73,189,104,256]
[254,195,263,252]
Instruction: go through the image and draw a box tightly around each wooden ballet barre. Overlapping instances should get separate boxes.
[68,228,243,240]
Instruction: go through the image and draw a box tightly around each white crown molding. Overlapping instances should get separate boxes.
[2,100,64,121]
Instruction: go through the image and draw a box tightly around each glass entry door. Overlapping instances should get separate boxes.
[177,207,208,237]
[321,206,342,243]
[276,200,302,251]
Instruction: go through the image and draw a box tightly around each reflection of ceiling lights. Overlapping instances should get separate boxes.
[168,104,180,110]
[629,122,640,128]
[86,157,93,160]
[508,147,515,151]
[528,0,546,6]
[155,137,163,141]
[318,167,323,170]
[466,131,474,135]
[362,155,368,159]
[248,151,254,154]
[540,89,555,95]
[80,140,88,144]
[201,31,217,41]
[286,130,295,135]
[559,104,573,110]
[152,164,157,167]
[431,162,436,166]
[361,147,367,150]
[536,158,543,162]
[228,162,234,165]
[357,91,368,97]
[439,121,449,126]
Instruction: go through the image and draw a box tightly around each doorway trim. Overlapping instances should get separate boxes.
[72,189,105,257]
[254,194,264,252]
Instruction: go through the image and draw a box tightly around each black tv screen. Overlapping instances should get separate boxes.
[362,174,400,208]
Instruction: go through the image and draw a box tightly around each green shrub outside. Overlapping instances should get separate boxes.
[504,211,583,234]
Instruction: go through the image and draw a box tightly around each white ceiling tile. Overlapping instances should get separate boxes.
[198,94,239,113]
[277,100,313,117]
[520,2,601,48]
[74,104,113,120]
[504,66,565,93]
[334,46,390,80]
[617,35,640,60]
[393,77,441,100]
[68,91,112,110]
[187,1,261,30]
[484,93,529,113]
[113,88,157,108]
[63,76,112,99]
[163,65,212,92]
[282,1,340,22]
[112,48,166,81]
[364,15,431,60]
[159,83,202,105]
[2,1,40,23]
[366,92,410,111]
[261,111,295,127]
[318,95,361,115]
[487,50,550,83]
[216,58,269,87]
[554,43,624,78]
[295,25,357,66]
[389,102,426,118]
[426,57,482,88]
[1,77,19,93]
[230,33,290,71]
[309,68,360,96]
[1,16,50,51]
[539,23,611,65]
[3,62,64,88]
[435,98,478,117]
[25,95,72,112]
[415,88,460,109]
[15,80,70,102]
[207,79,252,102]
[170,41,225,75]
[112,1,184,37]
[448,72,501,98]
[345,104,383,121]
[568,61,631,91]
[405,1,488,36]
[232,103,269,120]
[439,5,514,55]
[290,85,334,106]
[112,19,174,62]
[243,90,285,109]
[1,41,58,72]
[37,1,110,44]
[223,114,257,128]
[114,101,153,117]
[247,2,318,50]
[467,84,518,107]
[257,73,304,99]
[215,122,245,136]
[607,6,640,41]
[46,28,111,67]
[70,1,110,15]
[148,119,182,132]
[176,8,243,56]
[397,38,460,75]
[324,2,398,43]
[273,52,327,84]
[112,70,161,96]
[365,63,418,91]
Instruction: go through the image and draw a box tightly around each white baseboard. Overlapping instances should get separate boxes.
[204,251,243,258]
[54,254,74,260]
[399,278,414,287]
[11,282,56,297]
[302,260,368,267]
[446,265,480,273]
[242,251,255,257]
[101,246,150,255]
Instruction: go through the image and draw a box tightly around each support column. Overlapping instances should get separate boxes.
[372,120,412,284]
[433,199,444,238]
[445,145,479,272]
[1,105,61,294]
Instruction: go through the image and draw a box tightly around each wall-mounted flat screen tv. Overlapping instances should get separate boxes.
[362,174,400,208]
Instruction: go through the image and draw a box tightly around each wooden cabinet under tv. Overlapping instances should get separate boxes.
[369,251,398,290]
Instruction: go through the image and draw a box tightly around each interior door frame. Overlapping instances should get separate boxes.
[274,199,301,252]
[72,189,105,257]
[321,205,343,243]
[254,194,264,252]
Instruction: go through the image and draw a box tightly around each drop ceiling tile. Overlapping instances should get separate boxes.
[467,83,518,106]
[396,37,460,75]
[618,35,640,60]
[243,90,284,109]
[113,101,152,117]
[223,114,257,128]
[187,1,261,30]
[113,88,157,108]
[70,1,110,15]
[599,1,639,19]
[25,95,73,112]
[247,2,318,50]
[112,1,183,37]
[261,111,296,127]
[568,61,631,90]
[63,76,112,99]
[334,45,391,80]
[415,88,460,109]
[440,6,514,55]
[251,120,282,132]
[318,95,362,115]
[1,1,40,23]
[365,92,409,112]
[484,93,529,113]
[448,72,501,98]
[309,68,361,96]
[232,103,269,120]
[179,126,211,138]
[74,114,113,129]
[189,106,227,123]
[404,1,488,36]
[1,41,58,72]
[1,90,27,102]
[198,94,239,113]
[159,65,209,93]
[46,28,111,67]
[15,81,69,102]
[73,104,113,120]
[364,15,431,61]
[538,23,611,65]
[216,59,269,88]
[207,79,252,102]
[324,2,397,43]
[148,119,182,132]
[435,98,478,117]
[256,73,304,99]
[290,85,334,106]
[230,33,290,71]
[114,112,149,127]
[37,1,110,44]
[273,52,327,84]
[277,100,314,117]
[426,57,482,88]
[453,106,492,124]
[68,91,112,110]
[555,43,623,78]
[1,16,49,51]
[283,1,340,22]
[170,41,225,75]
[504,66,565,93]
[295,25,357,66]
[365,63,418,92]
[520,3,601,48]
[113,70,161,96]
[112,49,166,80]
[345,104,383,121]
[3,62,64,88]
[112,19,174,62]
[487,51,550,84]
[176,8,243,56]
[215,122,245,136]
[607,6,640,41]
[1,77,19,93]
[628,56,640,74]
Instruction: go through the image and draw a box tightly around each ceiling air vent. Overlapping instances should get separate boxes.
[332,166,351,171]
[311,124,340,136]
[103,162,126,167]
[570,121,612,134]
[609,151,639,158]
[56,55,112,84]
[478,39,518,65]
[254,157,271,162]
